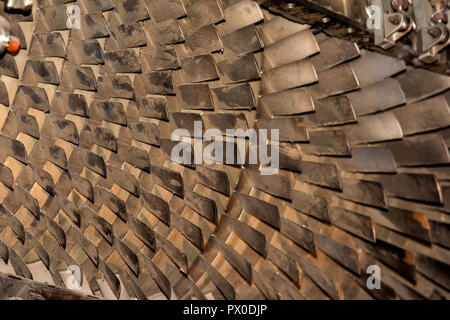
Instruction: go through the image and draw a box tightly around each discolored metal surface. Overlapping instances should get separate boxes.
[0,0,448,301]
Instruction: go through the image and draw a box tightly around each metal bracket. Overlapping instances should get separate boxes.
[376,10,414,49]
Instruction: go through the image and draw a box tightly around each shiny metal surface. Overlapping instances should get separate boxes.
[0,0,448,301]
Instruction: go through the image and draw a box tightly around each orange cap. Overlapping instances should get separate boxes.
[6,36,20,53]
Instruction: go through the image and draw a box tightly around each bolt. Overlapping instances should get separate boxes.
[412,58,422,66]
[321,17,331,24]
[346,27,355,34]
[428,27,441,37]
[431,0,449,24]
[392,0,410,11]
[389,15,401,25]
[431,0,448,6]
